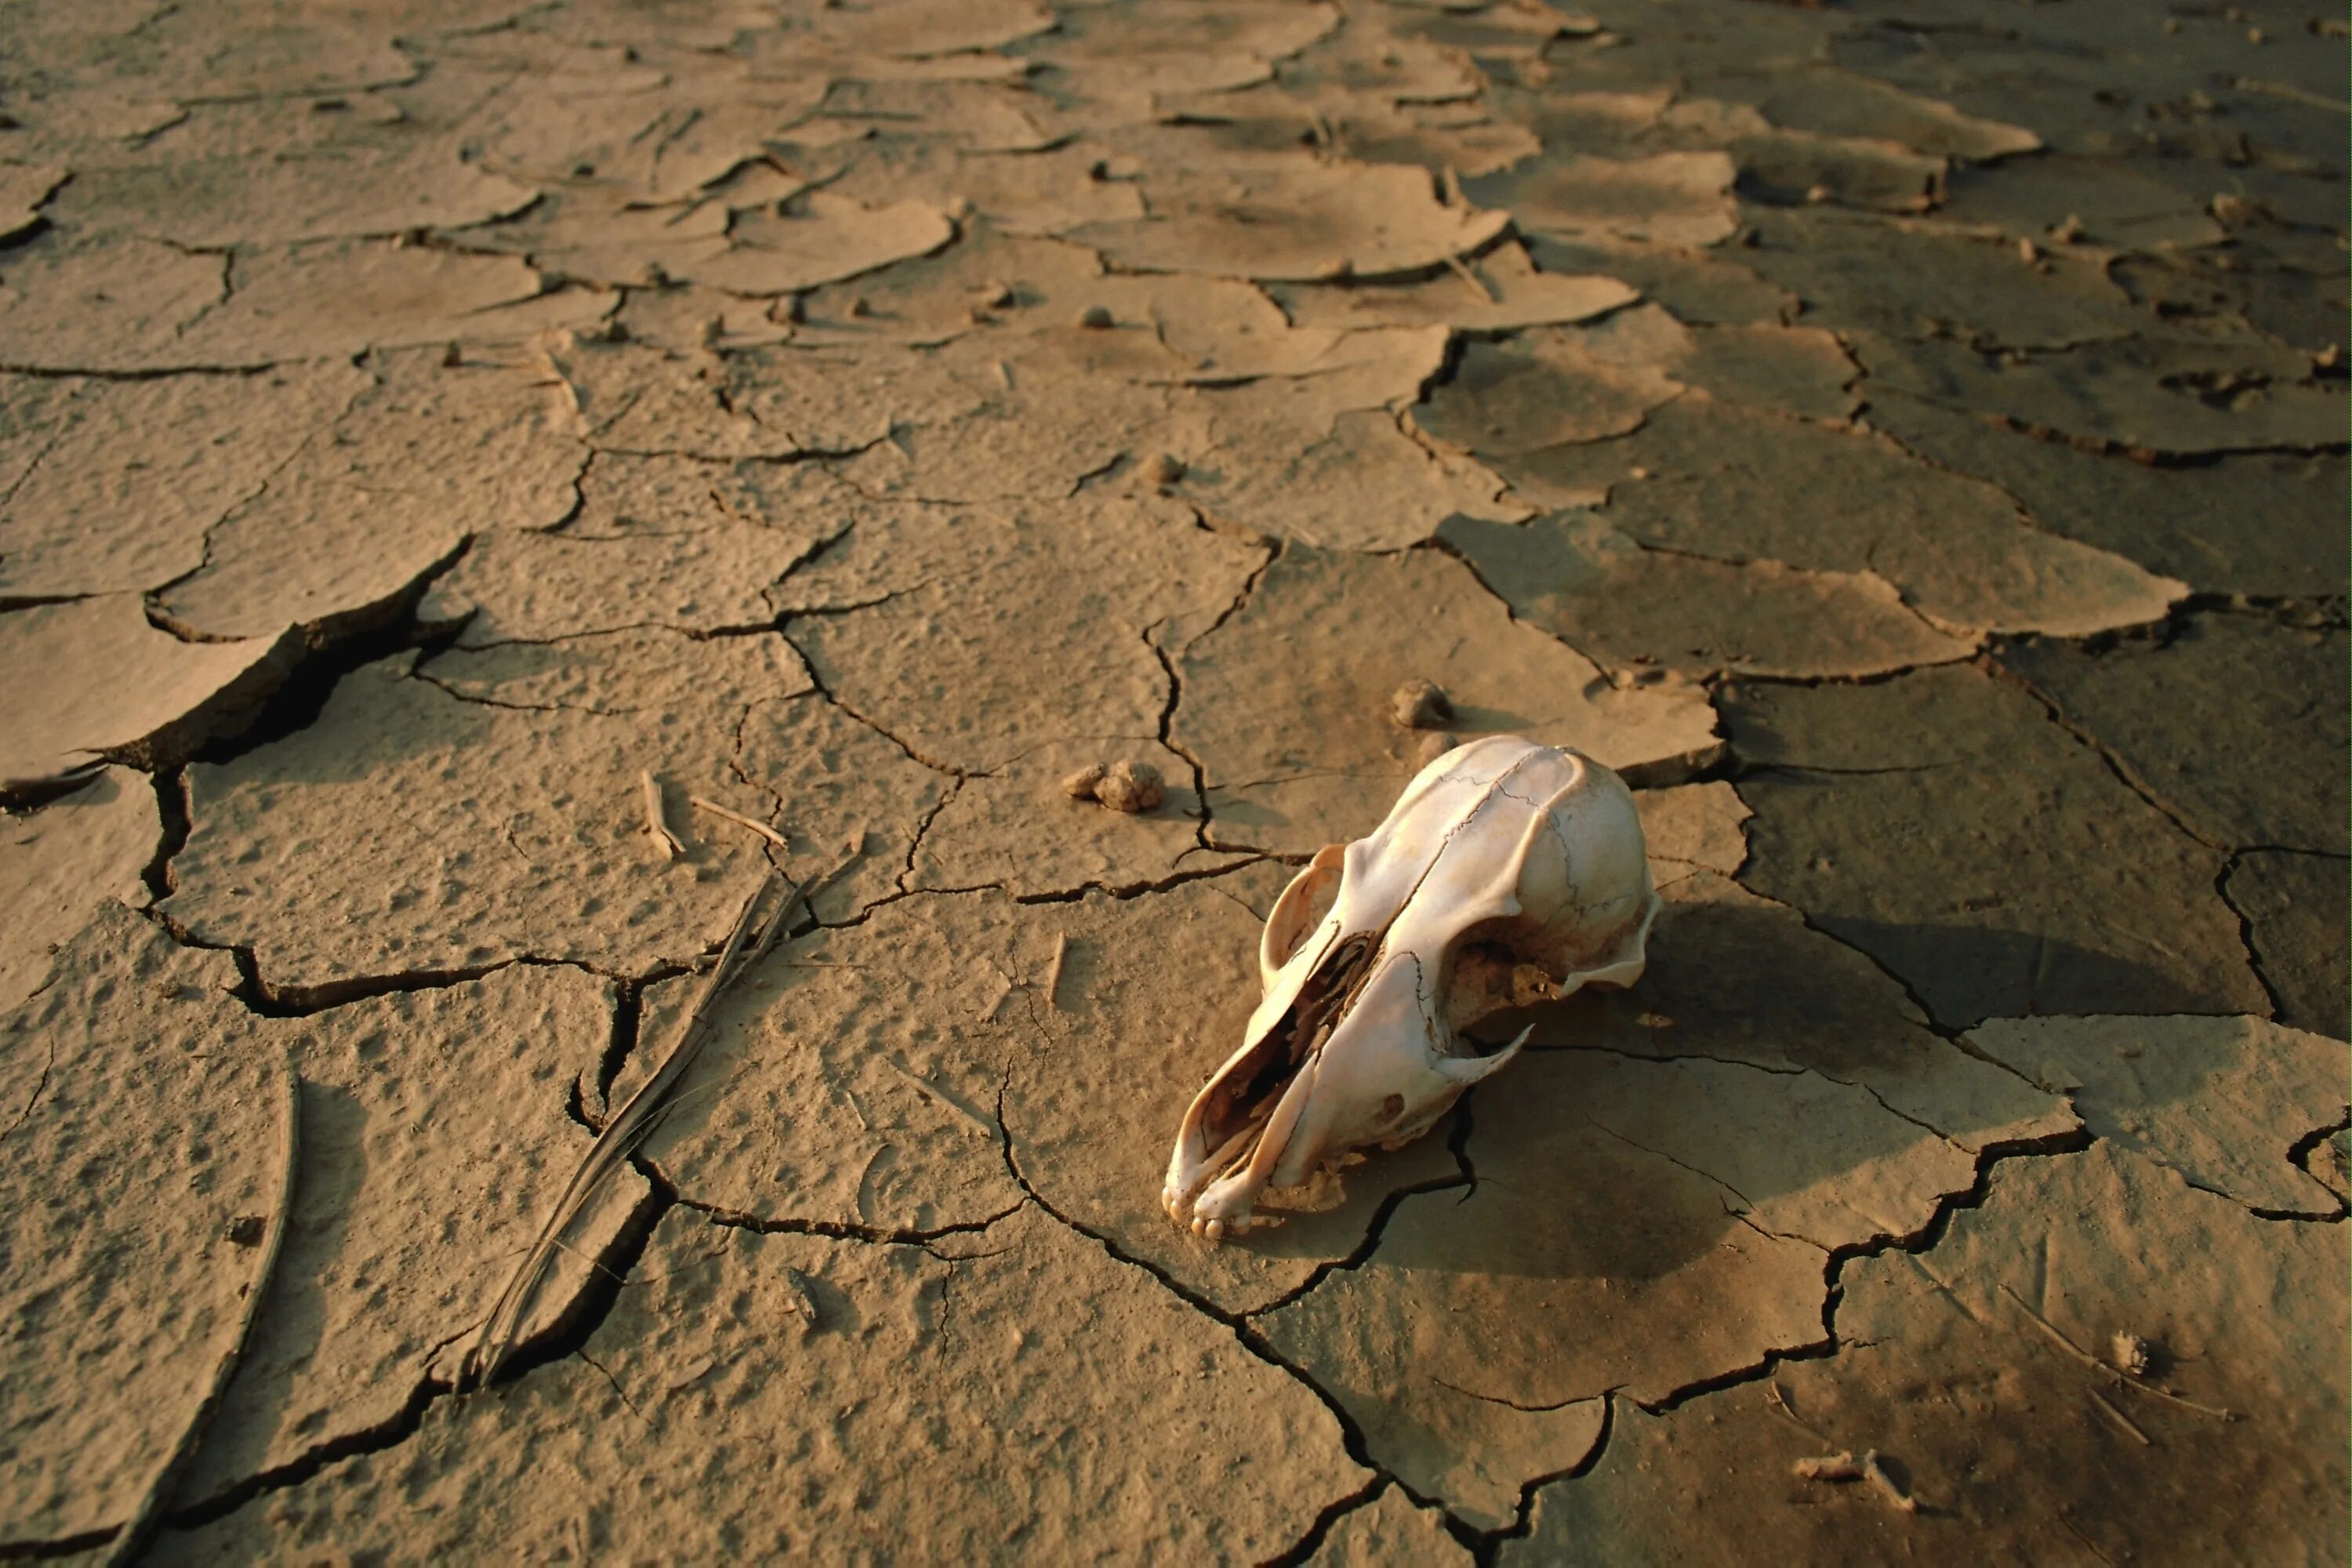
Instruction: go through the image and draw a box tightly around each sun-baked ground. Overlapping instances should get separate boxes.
[2,0,2345,1561]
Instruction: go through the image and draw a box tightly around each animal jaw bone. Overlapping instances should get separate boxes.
[1162,735,1660,1242]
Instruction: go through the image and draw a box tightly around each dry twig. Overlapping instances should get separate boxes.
[2000,1284,2234,1420]
[106,1063,301,1566]
[688,794,789,848]
[2087,1387,2152,1446]
[1445,251,1498,304]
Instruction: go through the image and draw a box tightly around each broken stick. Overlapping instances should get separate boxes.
[640,771,684,859]
[105,1062,302,1567]
[688,794,789,849]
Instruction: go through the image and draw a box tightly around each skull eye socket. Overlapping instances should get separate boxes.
[1378,1093,1405,1123]
[1440,931,1555,1048]
[1261,845,1347,981]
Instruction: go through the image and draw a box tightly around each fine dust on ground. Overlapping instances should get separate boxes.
[0,0,2344,1561]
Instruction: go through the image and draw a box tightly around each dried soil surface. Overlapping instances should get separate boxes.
[1,0,2343,1561]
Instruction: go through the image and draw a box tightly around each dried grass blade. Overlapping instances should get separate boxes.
[463,869,786,1387]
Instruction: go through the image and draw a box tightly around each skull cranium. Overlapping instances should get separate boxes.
[1163,735,1660,1241]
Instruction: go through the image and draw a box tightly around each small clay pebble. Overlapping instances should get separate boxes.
[2110,1332,2154,1377]
[1061,761,1109,799]
[227,1214,267,1247]
[1094,759,1165,814]
[1413,731,1456,769]
[1079,304,1116,329]
[1142,452,1185,486]
[1389,677,1454,730]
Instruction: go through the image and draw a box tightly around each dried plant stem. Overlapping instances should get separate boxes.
[107,1063,301,1567]
[1445,251,1497,303]
[2087,1387,2152,1446]
[640,771,684,859]
[1999,1284,2234,1420]
[463,869,789,1388]
[688,794,789,848]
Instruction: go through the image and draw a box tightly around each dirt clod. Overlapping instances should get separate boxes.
[1094,760,1164,814]
[1389,677,1454,730]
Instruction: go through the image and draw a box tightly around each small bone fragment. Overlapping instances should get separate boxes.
[639,771,685,859]
[106,1063,301,1568]
[1095,759,1164,813]
[1862,1452,1919,1515]
[1388,677,1454,729]
[1062,761,1109,800]
[981,961,1015,1019]
[783,1267,822,1332]
[1792,1450,1918,1513]
[688,794,789,848]
[1044,931,1069,1011]
[1792,1452,1866,1483]
[2110,1331,2154,1377]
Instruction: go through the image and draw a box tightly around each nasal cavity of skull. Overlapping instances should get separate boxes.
[1444,933,1552,1051]
[1202,935,1381,1180]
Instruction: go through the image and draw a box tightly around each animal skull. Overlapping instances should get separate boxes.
[1163,735,1660,1242]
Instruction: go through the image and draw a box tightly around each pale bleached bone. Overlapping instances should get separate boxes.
[1163,735,1660,1242]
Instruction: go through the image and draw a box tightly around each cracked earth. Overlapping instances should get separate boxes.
[2,0,2345,1561]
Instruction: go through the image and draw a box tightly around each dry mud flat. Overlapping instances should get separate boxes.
[1,0,2346,1561]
